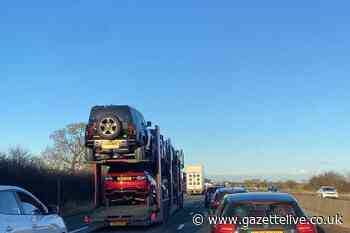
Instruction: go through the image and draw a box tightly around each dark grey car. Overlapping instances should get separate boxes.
[213,192,317,233]
[85,105,151,161]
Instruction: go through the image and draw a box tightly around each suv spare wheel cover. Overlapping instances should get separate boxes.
[97,115,120,138]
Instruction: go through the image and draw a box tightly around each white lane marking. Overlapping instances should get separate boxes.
[69,226,89,233]
[177,224,185,230]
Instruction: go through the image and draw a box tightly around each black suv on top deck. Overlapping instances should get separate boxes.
[85,105,151,161]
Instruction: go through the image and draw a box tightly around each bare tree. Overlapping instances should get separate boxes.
[0,151,6,159]
[283,180,298,190]
[43,123,88,173]
[8,145,31,166]
[308,171,350,193]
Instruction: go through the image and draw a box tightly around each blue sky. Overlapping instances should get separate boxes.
[1,1,350,178]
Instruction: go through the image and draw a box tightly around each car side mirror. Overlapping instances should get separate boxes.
[47,205,59,215]
[146,121,152,127]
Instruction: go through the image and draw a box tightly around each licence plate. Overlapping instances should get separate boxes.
[252,231,283,233]
[100,140,120,149]
[117,177,132,181]
[110,221,127,226]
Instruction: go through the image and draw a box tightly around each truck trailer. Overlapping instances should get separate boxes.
[85,126,184,227]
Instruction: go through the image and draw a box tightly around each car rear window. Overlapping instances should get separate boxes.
[90,106,132,123]
[323,188,336,192]
[207,187,217,193]
[222,202,300,218]
[214,190,247,202]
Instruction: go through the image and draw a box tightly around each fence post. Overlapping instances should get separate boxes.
[57,178,62,215]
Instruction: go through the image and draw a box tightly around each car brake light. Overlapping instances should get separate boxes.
[83,215,93,224]
[212,201,220,208]
[151,211,158,222]
[296,222,317,233]
[95,148,102,154]
[215,224,236,233]
[87,123,96,140]
[128,123,136,138]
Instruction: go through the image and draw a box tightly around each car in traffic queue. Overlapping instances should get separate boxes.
[211,192,317,233]
[0,186,67,233]
[317,186,339,199]
[268,185,279,192]
[209,187,247,214]
[205,185,224,208]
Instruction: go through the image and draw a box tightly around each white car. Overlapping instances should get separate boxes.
[0,186,67,233]
[317,186,339,199]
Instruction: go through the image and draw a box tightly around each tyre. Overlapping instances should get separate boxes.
[96,113,121,139]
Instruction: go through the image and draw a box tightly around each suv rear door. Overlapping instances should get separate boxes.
[0,190,33,233]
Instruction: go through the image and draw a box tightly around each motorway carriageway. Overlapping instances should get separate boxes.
[64,195,348,233]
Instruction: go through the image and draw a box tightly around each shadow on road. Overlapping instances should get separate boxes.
[96,223,164,233]
[317,225,326,233]
[319,224,350,233]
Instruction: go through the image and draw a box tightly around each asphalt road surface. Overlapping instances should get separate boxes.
[91,195,208,233]
[66,195,348,233]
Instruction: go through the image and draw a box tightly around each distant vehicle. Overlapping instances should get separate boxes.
[268,185,278,192]
[85,105,152,161]
[317,186,339,199]
[204,186,224,208]
[209,187,247,214]
[0,186,67,233]
[186,165,204,195]
[247,186,259,192]
[212,192,317,233]
[104,165,157,205]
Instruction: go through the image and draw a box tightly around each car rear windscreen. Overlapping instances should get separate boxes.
[323,188,336,192]
[215,190,247,202]
[207,187,217,193]
[222,202,302,218]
